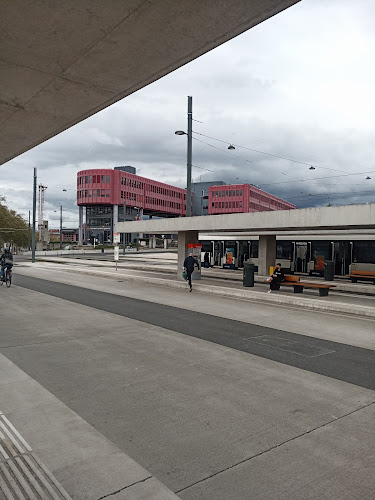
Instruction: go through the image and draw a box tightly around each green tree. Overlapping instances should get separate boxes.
[0,196,29,248]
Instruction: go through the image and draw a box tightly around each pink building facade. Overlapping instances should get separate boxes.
[77,168,188,216]
[76,167,189,244]
[209,184,296,215]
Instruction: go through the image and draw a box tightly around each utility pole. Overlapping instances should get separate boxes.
[32,168,37,263]
[28,210,31,250]
[60,204,62,250]
[123,201,126,255]
[187,96,192,217]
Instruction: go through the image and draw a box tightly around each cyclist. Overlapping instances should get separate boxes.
[0,247,13,282]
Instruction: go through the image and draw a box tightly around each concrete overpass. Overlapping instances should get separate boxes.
[0,0,300,166]
[117,204,375,275]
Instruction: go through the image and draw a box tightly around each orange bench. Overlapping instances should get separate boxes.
[346,270,375,284]
[264,275,336,297]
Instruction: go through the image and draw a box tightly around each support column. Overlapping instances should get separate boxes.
[138,208,144,238]
[177,230,199,280]
[78,206,83,245]
[258,235,276,276]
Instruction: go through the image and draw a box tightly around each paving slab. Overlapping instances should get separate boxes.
[0,354,180,500]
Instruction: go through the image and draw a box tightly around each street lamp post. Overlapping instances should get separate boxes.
[187,96,192,217]
[175,95,193,217]
[60,204,62,250]
[123,201,126,255]
[32,168,37,263]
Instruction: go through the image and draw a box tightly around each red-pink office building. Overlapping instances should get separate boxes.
[77,166,188,244]
[209,184,296,215]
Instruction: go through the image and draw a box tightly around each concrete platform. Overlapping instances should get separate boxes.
[1,276,375,499]
[0,354,180,500]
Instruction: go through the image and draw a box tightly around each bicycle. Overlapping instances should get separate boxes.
[0,267,12,288]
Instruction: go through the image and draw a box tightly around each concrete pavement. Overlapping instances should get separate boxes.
[2,262,375,498]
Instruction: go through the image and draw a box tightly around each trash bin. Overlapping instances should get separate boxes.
[324,260,334,281]
[243,262,255,287]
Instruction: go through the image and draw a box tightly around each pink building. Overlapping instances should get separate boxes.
[209,184,296,215]
[77,166,189,244]
[77,168,188,216]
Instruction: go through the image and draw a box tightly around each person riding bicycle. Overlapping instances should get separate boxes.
[0,247,13,281]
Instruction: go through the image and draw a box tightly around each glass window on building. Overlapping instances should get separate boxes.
[236,190,239,196]
[85,176,88,183]
[89,175,92,183]
[353,241,375,263]
[106,175,110,183]
[240,190,243,196]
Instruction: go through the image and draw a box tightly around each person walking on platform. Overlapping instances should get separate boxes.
[183,253,200,292]
[267,263,284,293]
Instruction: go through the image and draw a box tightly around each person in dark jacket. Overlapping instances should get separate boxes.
[0,247,13,281]
[183,253,200,292]
[204,252,210,268]
[267,263,284,293]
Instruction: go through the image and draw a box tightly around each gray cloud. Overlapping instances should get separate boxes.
[1,0,375,228]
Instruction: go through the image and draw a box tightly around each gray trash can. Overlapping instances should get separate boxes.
[324,260,334,281]
[243,262,255,287]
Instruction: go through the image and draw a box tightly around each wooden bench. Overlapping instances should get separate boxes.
[264,275,336,297]
[346,270,375,284]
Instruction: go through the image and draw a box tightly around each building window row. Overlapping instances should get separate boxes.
[87,206,112,215]
[78,175,111,185]
[212,189,243,198]
[121,191,141,202]
[212,201,243,209]
[78,189,110,198]
[145,197,181,209]
[121,177,144,189]
[147,184,183,198]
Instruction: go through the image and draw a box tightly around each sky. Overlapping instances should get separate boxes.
[1,0,375,228]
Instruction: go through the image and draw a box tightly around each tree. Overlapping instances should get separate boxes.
[0,196,29,248]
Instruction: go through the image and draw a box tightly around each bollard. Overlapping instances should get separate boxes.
[243,262,255,287]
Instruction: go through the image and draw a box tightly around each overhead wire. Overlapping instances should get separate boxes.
[192,131,349,174]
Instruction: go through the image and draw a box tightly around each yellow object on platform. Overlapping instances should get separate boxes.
[270,266,276,275]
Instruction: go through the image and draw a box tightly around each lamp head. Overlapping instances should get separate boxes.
[228,144,235,150]
[175,130,186,135]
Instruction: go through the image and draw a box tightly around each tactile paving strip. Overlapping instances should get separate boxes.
[0,412,72,500]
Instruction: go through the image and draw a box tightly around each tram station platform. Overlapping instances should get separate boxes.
[17,255,375,320]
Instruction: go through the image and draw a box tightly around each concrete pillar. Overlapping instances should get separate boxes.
[113,204,118,235]
[152,237,157,249]
[258,235,276,276]
[164,239,168,249]
[78,206,83,244]
[177,230,199,280]
[139,208,144,238]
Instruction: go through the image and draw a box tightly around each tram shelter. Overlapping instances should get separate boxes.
[117,204,375,277]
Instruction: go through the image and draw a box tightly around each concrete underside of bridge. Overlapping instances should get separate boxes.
[0,0,300,166]
[117,204,375,276]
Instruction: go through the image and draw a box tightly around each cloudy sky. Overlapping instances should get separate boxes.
[1,0,375,228]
